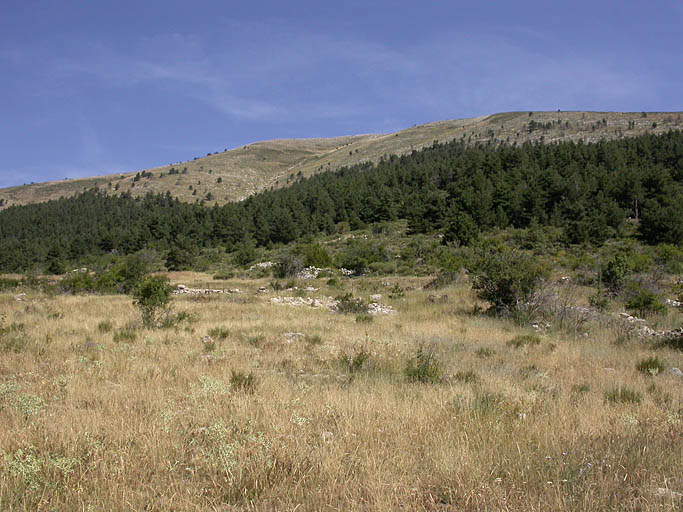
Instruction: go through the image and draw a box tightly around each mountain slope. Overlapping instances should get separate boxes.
[1,111,682,208]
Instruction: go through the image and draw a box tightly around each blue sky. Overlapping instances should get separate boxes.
[1,0,681,188]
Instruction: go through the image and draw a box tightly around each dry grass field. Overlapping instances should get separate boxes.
[1,272,681,511]
[2,111,682,209]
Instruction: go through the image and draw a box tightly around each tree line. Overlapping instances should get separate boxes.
[0,130,681,273]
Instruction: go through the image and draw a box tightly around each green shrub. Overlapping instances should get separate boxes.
[405,345,442,384]
[604,386,642,404]
[635,356,665,376]
[213,271,235,280]
[624,283,666,317]
[471,246,549,314]
[335,293,367,314]
[507,334,541,348]
[296,243,333,268]
[132,276,173,328]
[59,271,97,294]
[601,253,633,291]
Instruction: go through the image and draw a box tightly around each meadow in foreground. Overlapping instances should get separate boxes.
[0,273,681,511]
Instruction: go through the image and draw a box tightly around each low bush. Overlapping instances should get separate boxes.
[113,328,136,343]
[230,370,257,393]
[624,283,666,317]
[335,293,367,314]
[97,320,113,333]
[355,313,373,324]
[339,348,371,373]
[471,246,549,315]
[208,326,230,340]
[507,334,541,348]
[405,345,442,383]
[604,386,642,404]
[454,370,477,383]
[635,356,665,376]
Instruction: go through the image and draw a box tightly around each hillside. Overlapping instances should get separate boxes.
[1,111,682,208]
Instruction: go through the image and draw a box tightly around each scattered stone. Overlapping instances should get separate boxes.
[665,298,683,308]
[270,296,396,315]
[366,302,396,315]
[339,268,354,276]
[173,285,240,296]
[321,431,334,443]
[257,286,268,293]
[249,261,275,270]
[283,332,304,338]
[667,367,683,376]
[427,294,449,304]
[603,367,616,372]
[14,293,26,301]
[370,294,382,301]
[298,266,322,279]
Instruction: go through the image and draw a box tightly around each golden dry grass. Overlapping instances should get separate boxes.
[0,275,682,510]
[2,111,682,209]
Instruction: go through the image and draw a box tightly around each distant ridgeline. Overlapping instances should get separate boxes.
[0,131,681,272]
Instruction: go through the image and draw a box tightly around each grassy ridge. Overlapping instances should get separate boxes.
[2,111,682,208]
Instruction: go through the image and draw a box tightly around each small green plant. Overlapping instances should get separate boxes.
[388,284,405,299]
[405,345,441,383]
[230,370,257,393]
[474,347,494,358]
[571,383,591,394]
[588,292,610,312]
[113,328,136,343]
[339,348,371,373]
[132,276,173,328]
[507,334,541,348]
[269,280,284,291]
[208,326,230,340]
[355,313,374,323]
[604,386,642,404]
[326,277,341,289]
[160,310,196,329]
[473,392,505,414]
[454,370,477,383]
[246,334,265,347]
[305,334,323,345]
[213,271,234,280]
[97,320,113,333]
[635,356,665,376]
